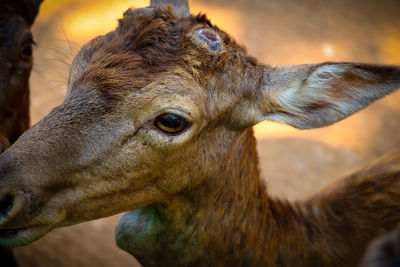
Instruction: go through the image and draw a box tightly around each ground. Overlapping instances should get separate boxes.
[11,0,400,266]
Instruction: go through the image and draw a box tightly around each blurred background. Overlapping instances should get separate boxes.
[12,0,400,266]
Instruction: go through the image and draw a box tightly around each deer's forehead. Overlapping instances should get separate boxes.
[69,7,254,118]
[120,73,207,116]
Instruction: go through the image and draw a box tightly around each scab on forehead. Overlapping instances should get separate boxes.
[194,29,222,52]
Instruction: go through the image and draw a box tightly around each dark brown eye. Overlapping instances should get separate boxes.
[154,113,189,134]
[20,39,35,58]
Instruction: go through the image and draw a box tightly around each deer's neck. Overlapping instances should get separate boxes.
[116,129,400,266]
[117,129,275,266]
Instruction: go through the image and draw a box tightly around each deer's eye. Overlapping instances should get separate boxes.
[20,38,35,59]
[154,113,189,134]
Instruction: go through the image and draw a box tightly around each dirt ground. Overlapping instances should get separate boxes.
[10,0,400,266]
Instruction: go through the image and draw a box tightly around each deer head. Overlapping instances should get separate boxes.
[0,0,43,153]
[0,6,399,247]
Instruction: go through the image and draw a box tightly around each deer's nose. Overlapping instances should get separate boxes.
[0,194,15,224]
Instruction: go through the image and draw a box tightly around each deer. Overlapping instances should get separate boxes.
[0,0,42,153]
[0,0,43,265]
[0,0,399,265]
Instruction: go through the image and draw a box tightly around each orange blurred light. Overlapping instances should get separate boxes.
[381,27,400,64]
[65,0,150,42]
[63,1,243,43]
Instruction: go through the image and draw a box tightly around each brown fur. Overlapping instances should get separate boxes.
[0,0,42,152]
[0,0,43,266]
[0,5,399,267]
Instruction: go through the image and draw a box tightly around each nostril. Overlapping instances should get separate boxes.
[0,194,14,219]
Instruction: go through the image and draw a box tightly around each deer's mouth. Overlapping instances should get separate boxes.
[0,225,51,247]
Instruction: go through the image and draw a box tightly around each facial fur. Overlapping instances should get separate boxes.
[0,6,261,245]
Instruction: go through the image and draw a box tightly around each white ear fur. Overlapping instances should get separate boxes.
[258,62,400,129]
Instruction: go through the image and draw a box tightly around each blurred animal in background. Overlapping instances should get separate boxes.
[0,0,400,266]
[0,0,43,266]
[0,0,42,153]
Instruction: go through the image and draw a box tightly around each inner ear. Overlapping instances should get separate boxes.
[256,63,400,129]
[194,29,222,51]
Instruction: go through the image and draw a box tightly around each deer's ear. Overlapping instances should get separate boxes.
[7,0,43,25]
[256,62,400,129]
